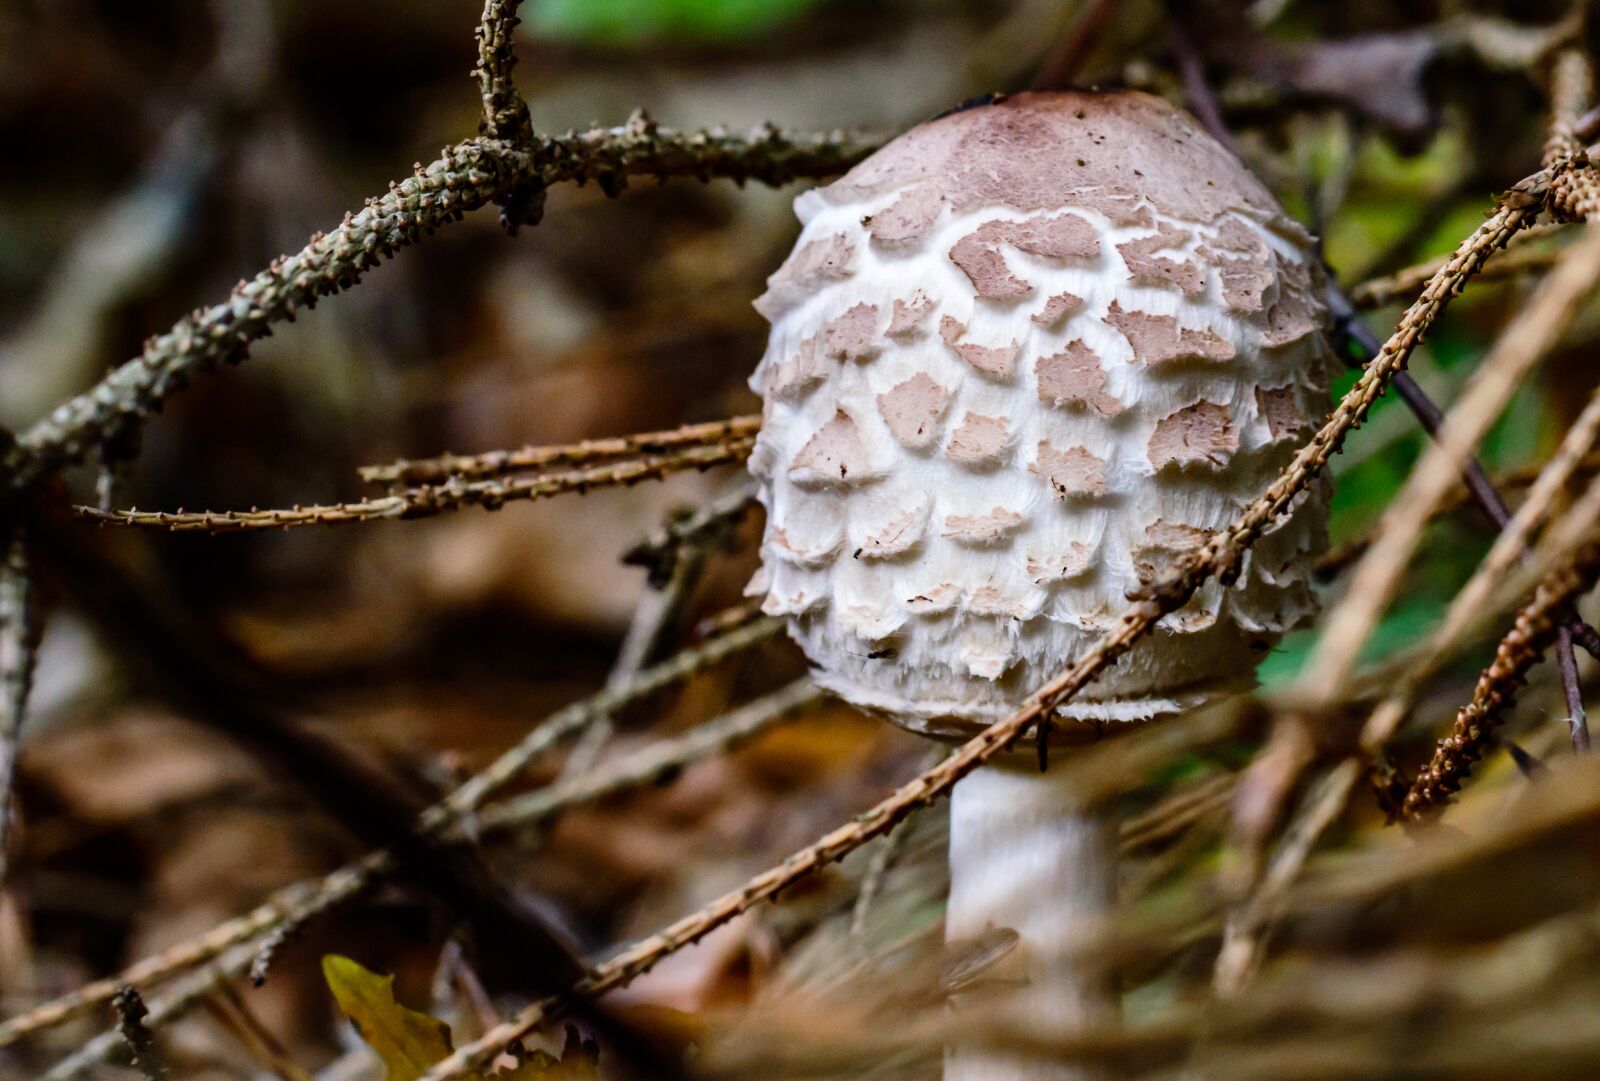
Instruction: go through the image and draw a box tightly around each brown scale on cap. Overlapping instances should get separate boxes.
[1104,300,1236,365]
[1032,290,1084,326]
[1117,223,1206,295]
[945,413,1010,465]
[877,372,952,448]
[824,302,881,361]
[789,410,876,486]
[948,214,1100,298]
[1036,340,1125,415]
[1031,441,1108,498]
[887,292,936,337]
[1148,400,1239,468]
[939,316,1019,378]
[1255,384,1307,440]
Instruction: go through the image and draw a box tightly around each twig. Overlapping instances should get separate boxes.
[0,528,40,890]
[1315,451,1600,579]
[1429,382,1600,683]
[1403,526,1600,819]
[0,121,876,504]
[360,416,762,486]
[1120,773,1237,854]
[1031,0,1118,89]
[112,986,171,1081]
[1557,625,1589,752]
[73,439,755,533]
[204,976,316,1081]
[0,615,779,1046]
[1213,758,1362,996]
[474,0,530,143]
[1349,232,1565,309]
[477,680,823,832]
[623,481,759,588]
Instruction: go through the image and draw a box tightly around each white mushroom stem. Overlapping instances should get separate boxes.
[946,762,1118,1081]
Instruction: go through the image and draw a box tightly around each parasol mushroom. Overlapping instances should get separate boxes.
[747,90,1333,1080]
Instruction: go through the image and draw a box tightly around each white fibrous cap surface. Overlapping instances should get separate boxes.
[747,91,1334,737]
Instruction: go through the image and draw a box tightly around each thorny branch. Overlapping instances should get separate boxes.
[474,0,531,144]
[73,438,755,532]
[1402,524,1600,818]
[359,415,761,486]
[111,987,171,1081]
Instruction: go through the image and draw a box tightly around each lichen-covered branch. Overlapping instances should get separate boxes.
[74,438,755,532]
[474,0,530,142]
[0,527,40,889]
[0,122,876,504]
[360,415,761,486]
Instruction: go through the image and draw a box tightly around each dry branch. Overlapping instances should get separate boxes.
[477,679,823,832]
[1349,234,1565,309]
[360,415,761,486]
[1315,451,1600,579]
[1401,480,1600,818]
[73,439,755,532]
[0,528,40,889]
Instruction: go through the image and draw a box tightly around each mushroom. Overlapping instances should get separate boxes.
[748,91,1333,1078]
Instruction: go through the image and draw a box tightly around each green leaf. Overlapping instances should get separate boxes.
[528,0,827,45]
[323,955,454,1081]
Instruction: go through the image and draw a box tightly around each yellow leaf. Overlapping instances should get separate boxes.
[323,955,454,1081]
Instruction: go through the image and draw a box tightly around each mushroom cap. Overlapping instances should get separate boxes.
[819,90,1292,230]
[748,90,1334,738]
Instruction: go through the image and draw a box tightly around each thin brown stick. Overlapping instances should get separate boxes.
[1349,235,1564,309]
[360,416,762,486]
[73,439,755,533]
[1402,536,1600,819]
[203,977,316,1081]
[477,679,823,832]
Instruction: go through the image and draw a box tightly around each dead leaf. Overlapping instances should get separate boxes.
[322,955,454,1081]
[495,1027,600,1081]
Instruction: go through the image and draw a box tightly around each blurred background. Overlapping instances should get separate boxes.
[2,1,1600,1078]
